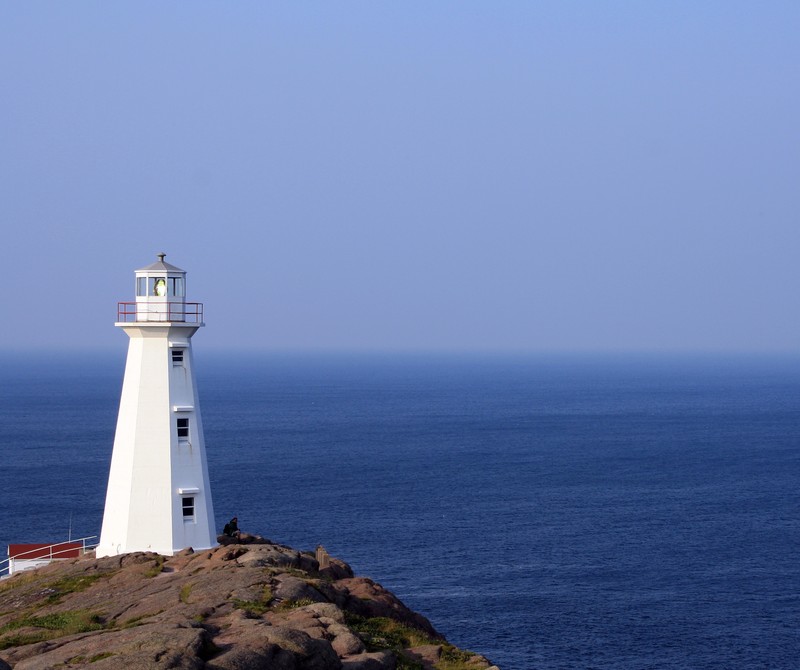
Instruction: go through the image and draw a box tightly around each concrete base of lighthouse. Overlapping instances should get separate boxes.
[97,322,216,558]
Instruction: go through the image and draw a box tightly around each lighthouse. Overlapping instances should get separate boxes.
[96,254,216,558]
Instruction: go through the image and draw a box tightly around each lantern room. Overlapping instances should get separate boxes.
[117,253,203,323]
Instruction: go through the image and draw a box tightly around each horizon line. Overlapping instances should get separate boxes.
[1,347,799,358]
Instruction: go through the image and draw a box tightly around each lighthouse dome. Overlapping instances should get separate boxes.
[136,252,186,275]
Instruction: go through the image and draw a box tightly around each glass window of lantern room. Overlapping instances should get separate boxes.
[136,277,147,296]
[169,277,185,297]
[152,277,167,297]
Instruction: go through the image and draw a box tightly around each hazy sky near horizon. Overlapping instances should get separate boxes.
[2,3,799,353]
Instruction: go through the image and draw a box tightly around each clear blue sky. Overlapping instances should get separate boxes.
[2,2,798,353]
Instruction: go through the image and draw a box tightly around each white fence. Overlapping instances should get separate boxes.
[1,536,98,578]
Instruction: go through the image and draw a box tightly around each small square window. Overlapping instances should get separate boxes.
[177,417,189,439]
[182,496,195,518]
[172,349,184,365]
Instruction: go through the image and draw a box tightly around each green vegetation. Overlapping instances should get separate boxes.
[397,656,426,670]
[275,598,317,611]
[0,610,105,649]
[232,585,274,616]
[344,615,480,670]
[89,652,115,663]
[436,645,481,670]
[0,571,39,593]
[117,611,163,629]
[63,652,116,665]
[232,599,270,616]
[45,574,105,603]
[0,573,110,649]
[346,615,435,652]
[144,556,166,578]
[179,583,193,604]
[0,633,51,650]
[266,566,310,579]
[2,610,104,633]
[285,567,310,578]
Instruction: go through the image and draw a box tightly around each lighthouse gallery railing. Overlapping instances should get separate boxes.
[117,302,204,323]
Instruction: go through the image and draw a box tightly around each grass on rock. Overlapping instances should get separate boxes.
[345,615,482,670]
[0,610,105,649]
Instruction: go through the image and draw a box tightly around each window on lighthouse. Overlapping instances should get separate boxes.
[143,277,168,297]
[182,497,195,519]
[169,277,185,297]
[177,417,189,440]
[172,349,185,366]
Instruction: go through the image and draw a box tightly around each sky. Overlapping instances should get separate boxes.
[2,2,799,353]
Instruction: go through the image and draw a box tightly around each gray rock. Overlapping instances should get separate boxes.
[235,545,296,569]
[340,651,396,670]
[273,575,328,604]
[304,602,347,624]
[331,631,366,657]
[206,645,295,670]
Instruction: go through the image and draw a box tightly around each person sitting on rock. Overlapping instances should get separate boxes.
[222,516,240,538]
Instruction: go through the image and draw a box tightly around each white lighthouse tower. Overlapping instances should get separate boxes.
[97,254,217,558]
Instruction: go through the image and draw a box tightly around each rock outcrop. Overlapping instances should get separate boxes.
[0,541,498,670]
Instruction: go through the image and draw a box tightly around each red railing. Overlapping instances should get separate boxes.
[117,302,204,323]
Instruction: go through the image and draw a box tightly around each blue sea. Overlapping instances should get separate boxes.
[1,352,799,669]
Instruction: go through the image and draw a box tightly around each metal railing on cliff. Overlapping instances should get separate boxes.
[1,536,98,578]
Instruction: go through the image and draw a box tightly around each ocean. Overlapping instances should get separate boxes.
[1,352,798,669]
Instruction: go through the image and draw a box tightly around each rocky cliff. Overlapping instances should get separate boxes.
[0,538,498,670]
